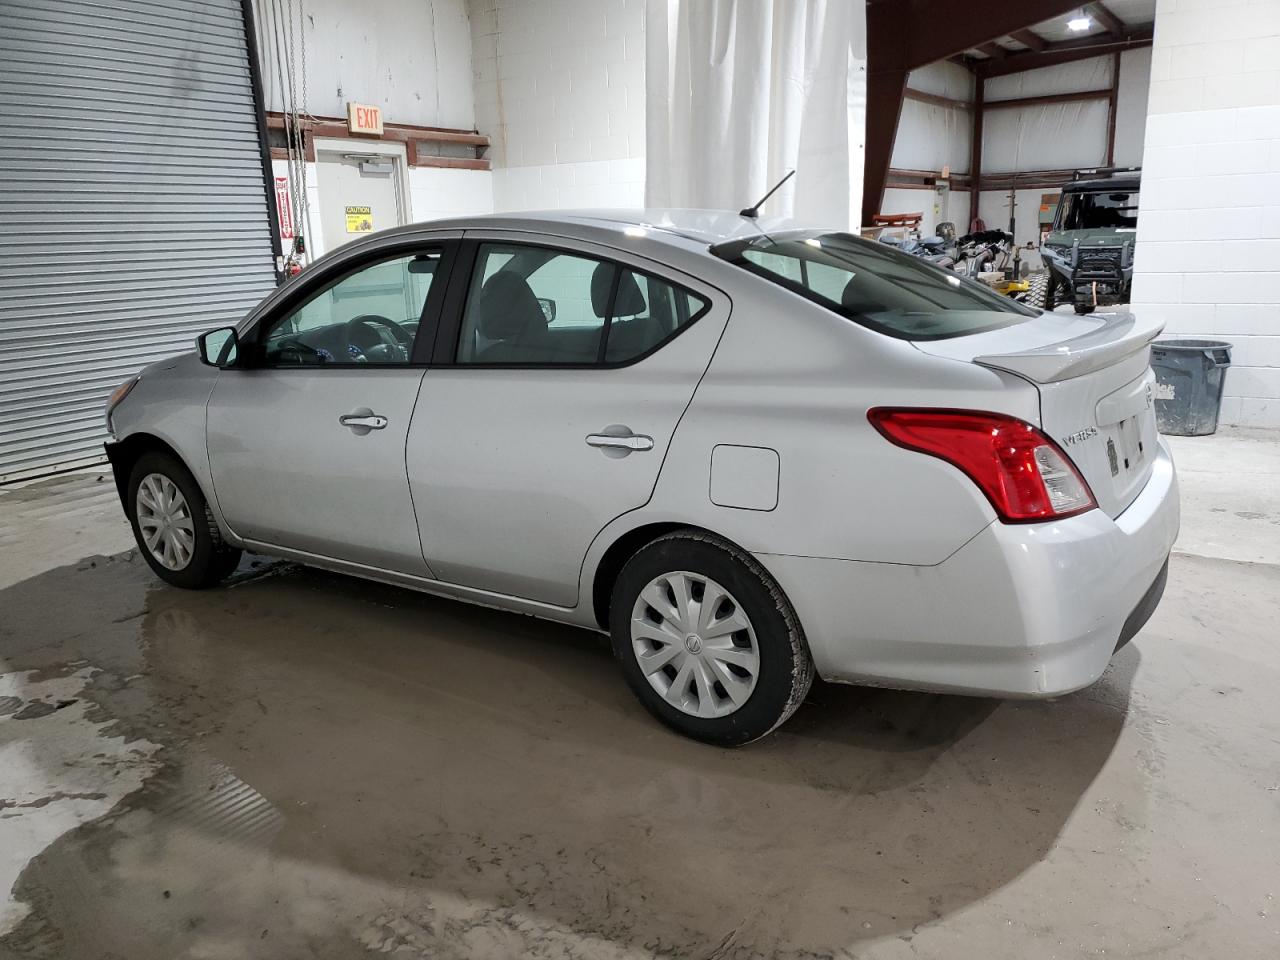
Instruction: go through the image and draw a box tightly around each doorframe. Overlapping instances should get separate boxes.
[312,137,413,258]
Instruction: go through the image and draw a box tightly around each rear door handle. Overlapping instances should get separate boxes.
[339,410,388,435]
[586,429,654,456]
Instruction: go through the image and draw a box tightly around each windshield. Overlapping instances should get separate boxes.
[1058,190,1139,230]
[712,231,1036,341]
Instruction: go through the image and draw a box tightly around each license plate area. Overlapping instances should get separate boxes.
[1107,415,1147,478]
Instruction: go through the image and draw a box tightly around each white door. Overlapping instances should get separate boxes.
[316,151,405,254]
[407,237,728,607]
[207,244,448,574]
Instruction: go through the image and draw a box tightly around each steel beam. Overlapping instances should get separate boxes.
[1106,52,1121,165]
[1089,2,1127,38]
[902,0,1084,65]
[970,76,984,228]
[1010,29,1047,52]
[904,88,972,111]
[986,88,1112,110]
[977,26,1154,77]
[862,0,1086,226]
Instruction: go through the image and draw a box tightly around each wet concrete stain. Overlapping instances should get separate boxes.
[1,550,1278,958]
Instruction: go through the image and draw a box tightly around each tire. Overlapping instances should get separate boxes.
[609,531,814,746]
[1073,303,1096,315]
[1026,271,1056,311]
[126,451,241,589]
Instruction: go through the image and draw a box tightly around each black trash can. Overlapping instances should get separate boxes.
[1150,339,1232,437]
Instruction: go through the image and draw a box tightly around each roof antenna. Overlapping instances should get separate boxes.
[740,169,796,218]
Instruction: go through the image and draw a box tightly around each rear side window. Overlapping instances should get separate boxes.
[456,242,708,365]
[714,232,1036,341]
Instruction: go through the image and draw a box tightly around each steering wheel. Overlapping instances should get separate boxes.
[342,314,410,363]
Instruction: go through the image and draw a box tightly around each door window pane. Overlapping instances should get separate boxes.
[457,244,613,364]
[262,250,441,365]
[603,270,706,363]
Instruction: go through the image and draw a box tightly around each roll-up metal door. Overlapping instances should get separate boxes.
[0,0,279,482]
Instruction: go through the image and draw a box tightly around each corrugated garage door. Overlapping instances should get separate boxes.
[0,0,278,482]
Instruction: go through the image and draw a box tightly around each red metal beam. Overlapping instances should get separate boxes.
[863,65,910,228]
[970,77,985,228]
[1106,51,1121,165]
[1089,2,1127,38]
[1010,29,1047,52]
[862,0,1086,226]
[904,88,972,111]
[977,26,1154,77]
[985,88,1112,110]
[902,0,1084,66]
[977,42,1007,60]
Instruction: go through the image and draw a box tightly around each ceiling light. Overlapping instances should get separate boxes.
[1067,16,1091,31]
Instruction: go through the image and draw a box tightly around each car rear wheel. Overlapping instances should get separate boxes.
[127,451,241,589]
[609,531,814,746]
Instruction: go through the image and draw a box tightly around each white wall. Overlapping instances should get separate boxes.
[1115,47,1152,167]
[893,61,974,175]
[254,0,476,129]
[468,0,646,211]
[977,187,1052,268]
[983,56,1113,174]
[1131,0,1280,428]
[408,167,495,223]
[969,49,1152,262]
[260,0,493,254]
[880,187,970,237]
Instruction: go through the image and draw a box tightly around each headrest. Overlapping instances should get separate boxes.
[474,271,546,341]
[591,263,648,318]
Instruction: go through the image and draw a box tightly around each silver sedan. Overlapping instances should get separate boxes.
[104,210,1179,744]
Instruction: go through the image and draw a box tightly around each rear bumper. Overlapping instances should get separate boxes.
[756,439,1179,698]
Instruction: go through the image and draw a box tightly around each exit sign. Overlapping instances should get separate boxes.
[346,102,384,136]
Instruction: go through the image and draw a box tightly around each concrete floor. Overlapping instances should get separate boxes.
[1,431,1278,959]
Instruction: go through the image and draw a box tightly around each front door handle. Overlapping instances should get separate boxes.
[586,428,654,457]
[339,409,388,435]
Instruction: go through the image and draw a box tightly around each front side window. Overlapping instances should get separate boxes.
[456,243,708,365]
[260,250,442,365]
[714,232,1036,341]
[1058,190,1140,231]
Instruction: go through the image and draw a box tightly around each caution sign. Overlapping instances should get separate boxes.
[345,205,373,233]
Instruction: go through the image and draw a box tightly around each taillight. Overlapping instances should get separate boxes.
[868,408,1096,523]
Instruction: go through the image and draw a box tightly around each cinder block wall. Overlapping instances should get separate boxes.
[1131,0,1280,428]
[468,0,646,211]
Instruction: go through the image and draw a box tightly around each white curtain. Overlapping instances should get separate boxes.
[645,0,867,228]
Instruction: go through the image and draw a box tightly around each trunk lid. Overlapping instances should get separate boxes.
[914,311,1164,518]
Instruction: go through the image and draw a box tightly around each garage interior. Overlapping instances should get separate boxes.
[1,0,1279,958]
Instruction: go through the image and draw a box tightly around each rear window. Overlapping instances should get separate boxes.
[712,231,1036,341]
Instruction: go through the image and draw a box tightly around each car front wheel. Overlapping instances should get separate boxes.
[127,451,241,589]
[610,531,814,746]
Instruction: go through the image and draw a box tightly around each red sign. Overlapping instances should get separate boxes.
[274,176,295,240]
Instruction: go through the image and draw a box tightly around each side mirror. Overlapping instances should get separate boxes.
[536,297,557,323]
[197,327,240,368]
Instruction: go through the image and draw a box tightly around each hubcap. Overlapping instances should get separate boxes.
[136,473,196,571]
[630,571,760,719]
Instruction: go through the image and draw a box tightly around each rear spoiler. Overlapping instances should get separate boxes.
[974,314,1164,383]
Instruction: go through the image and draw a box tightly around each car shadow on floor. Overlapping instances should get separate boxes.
[1,554,1137,959]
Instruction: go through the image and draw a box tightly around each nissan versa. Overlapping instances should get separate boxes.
[103,210,1179,745]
